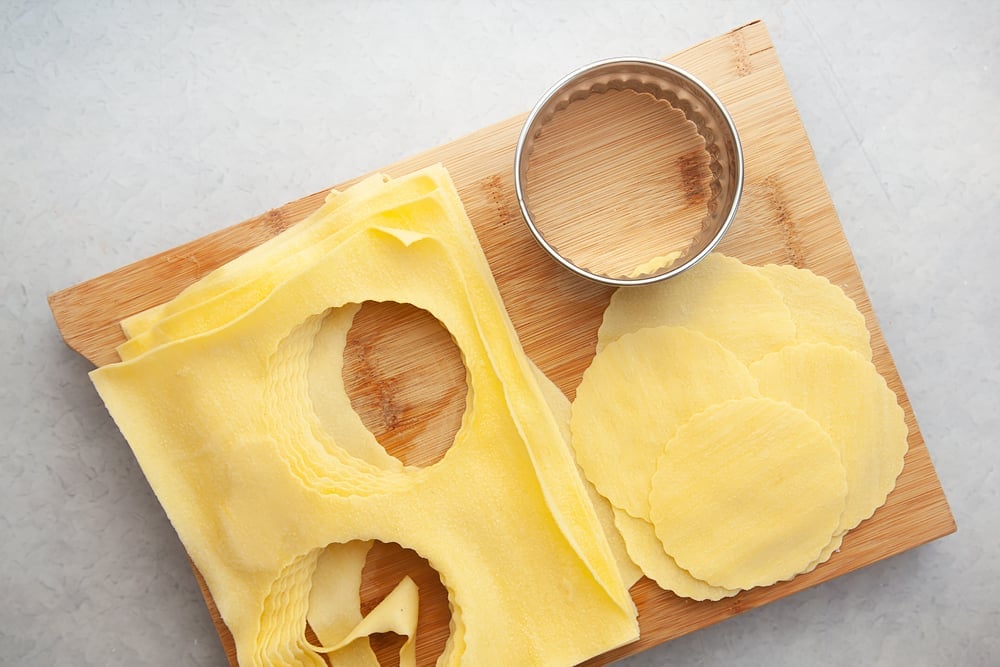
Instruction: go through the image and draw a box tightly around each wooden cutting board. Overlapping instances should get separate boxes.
[49,20,955,666]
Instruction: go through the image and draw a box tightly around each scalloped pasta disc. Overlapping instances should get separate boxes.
[649,397,847,590]
[612,508,738,601]
[574,254,894,598]
[614,504,843,598]
[749,342,908,532]
[571,326,759,521]
[757,263,872,360]
[802,533,845,575]
[596,253,796,364]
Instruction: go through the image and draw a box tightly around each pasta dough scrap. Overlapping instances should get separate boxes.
[596,253,796,363]
[310,575,420,666]
[626,250,683,279]
[571,326,758,520]
[648,397,847,590]
[307,541,379,666]
[749,342,908,532]
[757,263,872,360]
[91,165,637,666]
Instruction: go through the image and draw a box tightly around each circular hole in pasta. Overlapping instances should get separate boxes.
[333,301,468,468]
[304,540,451,666]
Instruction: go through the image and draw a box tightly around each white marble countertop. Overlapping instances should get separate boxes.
[2,1,997,665]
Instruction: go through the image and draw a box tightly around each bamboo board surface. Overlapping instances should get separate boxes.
[48,20,955,666]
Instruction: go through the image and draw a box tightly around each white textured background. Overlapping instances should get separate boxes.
[2,1,998,665]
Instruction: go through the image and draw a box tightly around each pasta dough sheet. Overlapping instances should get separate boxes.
[91,165,638,666]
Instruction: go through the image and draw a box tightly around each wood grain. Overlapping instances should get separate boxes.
[48,20,955,666]
[523,87,712,278]
[340,301,466,470]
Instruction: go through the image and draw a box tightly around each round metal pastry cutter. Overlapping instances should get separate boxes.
[514,57,744,286]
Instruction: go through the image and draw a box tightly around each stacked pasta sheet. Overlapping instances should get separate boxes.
[91,165,638,666]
